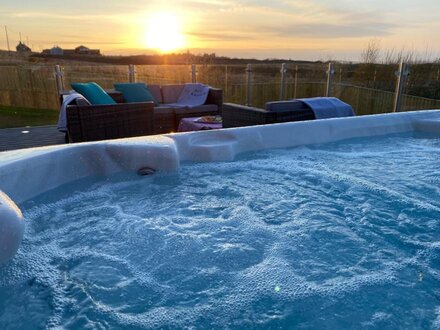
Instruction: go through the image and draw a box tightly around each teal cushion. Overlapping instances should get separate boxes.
[114,83,157,105]
[71,82,116,105]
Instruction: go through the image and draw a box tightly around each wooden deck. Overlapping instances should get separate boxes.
[0,125,66,152]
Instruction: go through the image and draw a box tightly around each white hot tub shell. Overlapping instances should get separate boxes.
[0,110,439,263]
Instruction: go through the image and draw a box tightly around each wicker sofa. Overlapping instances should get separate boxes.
[64,85,223,142]
[222,101,315,128]
[66,101,155,143]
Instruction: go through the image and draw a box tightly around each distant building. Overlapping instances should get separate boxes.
[41,45,101,56]
[74,45,101,55]
[42,46,64,55]
[16,42,32,53]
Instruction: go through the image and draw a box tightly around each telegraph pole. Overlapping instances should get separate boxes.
[4,26,10,54]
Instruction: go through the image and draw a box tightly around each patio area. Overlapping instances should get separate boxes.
[0,125,65,152]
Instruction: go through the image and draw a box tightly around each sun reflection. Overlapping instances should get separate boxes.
[143,12,185,52]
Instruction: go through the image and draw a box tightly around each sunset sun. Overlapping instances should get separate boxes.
[144,12,185,52]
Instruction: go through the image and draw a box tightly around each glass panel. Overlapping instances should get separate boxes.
[62,65,128,90]
[285,63,328,100]
[0,65,58,109]
[332,63,397,115]
[402,62,440,112]
[136,65,190,85]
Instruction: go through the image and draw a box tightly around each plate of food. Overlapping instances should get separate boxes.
[195,115,222,123]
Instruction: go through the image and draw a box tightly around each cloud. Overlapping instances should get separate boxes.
[220,0,302,11]
[177,0,230,10]
[176,0,305,15]
[1,0,438,60]
[59,40,125,45]
[261,22,396,39]
[9,11,122,21]
[186,31,255,41]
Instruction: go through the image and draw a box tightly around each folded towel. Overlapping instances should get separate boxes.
[57,92,90,132]
[298,97,355,119]
[167,83,210,108]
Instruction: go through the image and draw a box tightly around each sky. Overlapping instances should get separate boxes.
[1,0,440,61]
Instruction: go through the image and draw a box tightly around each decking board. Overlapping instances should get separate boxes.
[0,125,65,152]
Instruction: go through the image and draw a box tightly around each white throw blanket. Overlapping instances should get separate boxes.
[57,92,90,132]
[167,83,210,108]
[298,97,355,119]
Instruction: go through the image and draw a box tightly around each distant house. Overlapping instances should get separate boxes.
[42,46,64,55]
[50,46,63,55]
[16,42,32,53]
[75,45,99,55]
[41,45,101,56]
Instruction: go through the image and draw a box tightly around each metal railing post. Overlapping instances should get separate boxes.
[294,65,298,99]
[54,65,64,93]
[393,60,410,112]
[279,63,287,100]
[246,64,252,106]
[191,64,197,83]
[128,64,136,83]
[325,62,335,97]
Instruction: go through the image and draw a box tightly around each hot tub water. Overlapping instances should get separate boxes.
[1,132,439,328]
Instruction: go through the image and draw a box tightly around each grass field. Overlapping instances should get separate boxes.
[0,106,58,129]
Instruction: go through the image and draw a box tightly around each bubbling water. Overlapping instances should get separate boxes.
[1,132,439,328]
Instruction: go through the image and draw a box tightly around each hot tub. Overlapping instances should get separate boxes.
[1,110,440,328]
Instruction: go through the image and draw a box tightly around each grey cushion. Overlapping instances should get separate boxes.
[265,100,307,112]
[162,85,184,104]
[147,85,162,104]
[173,104,218,114]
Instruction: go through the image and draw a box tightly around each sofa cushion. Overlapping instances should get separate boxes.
[265,100,307,112]
[173,104,218,115]
[114,82,157,104]
[71,82,116,105]
[162,85,184,104]
[147,85,163,104]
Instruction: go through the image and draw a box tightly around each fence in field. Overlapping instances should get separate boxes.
[0,62,439,115]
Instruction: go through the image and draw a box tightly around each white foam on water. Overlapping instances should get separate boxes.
[1,132,439,328]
